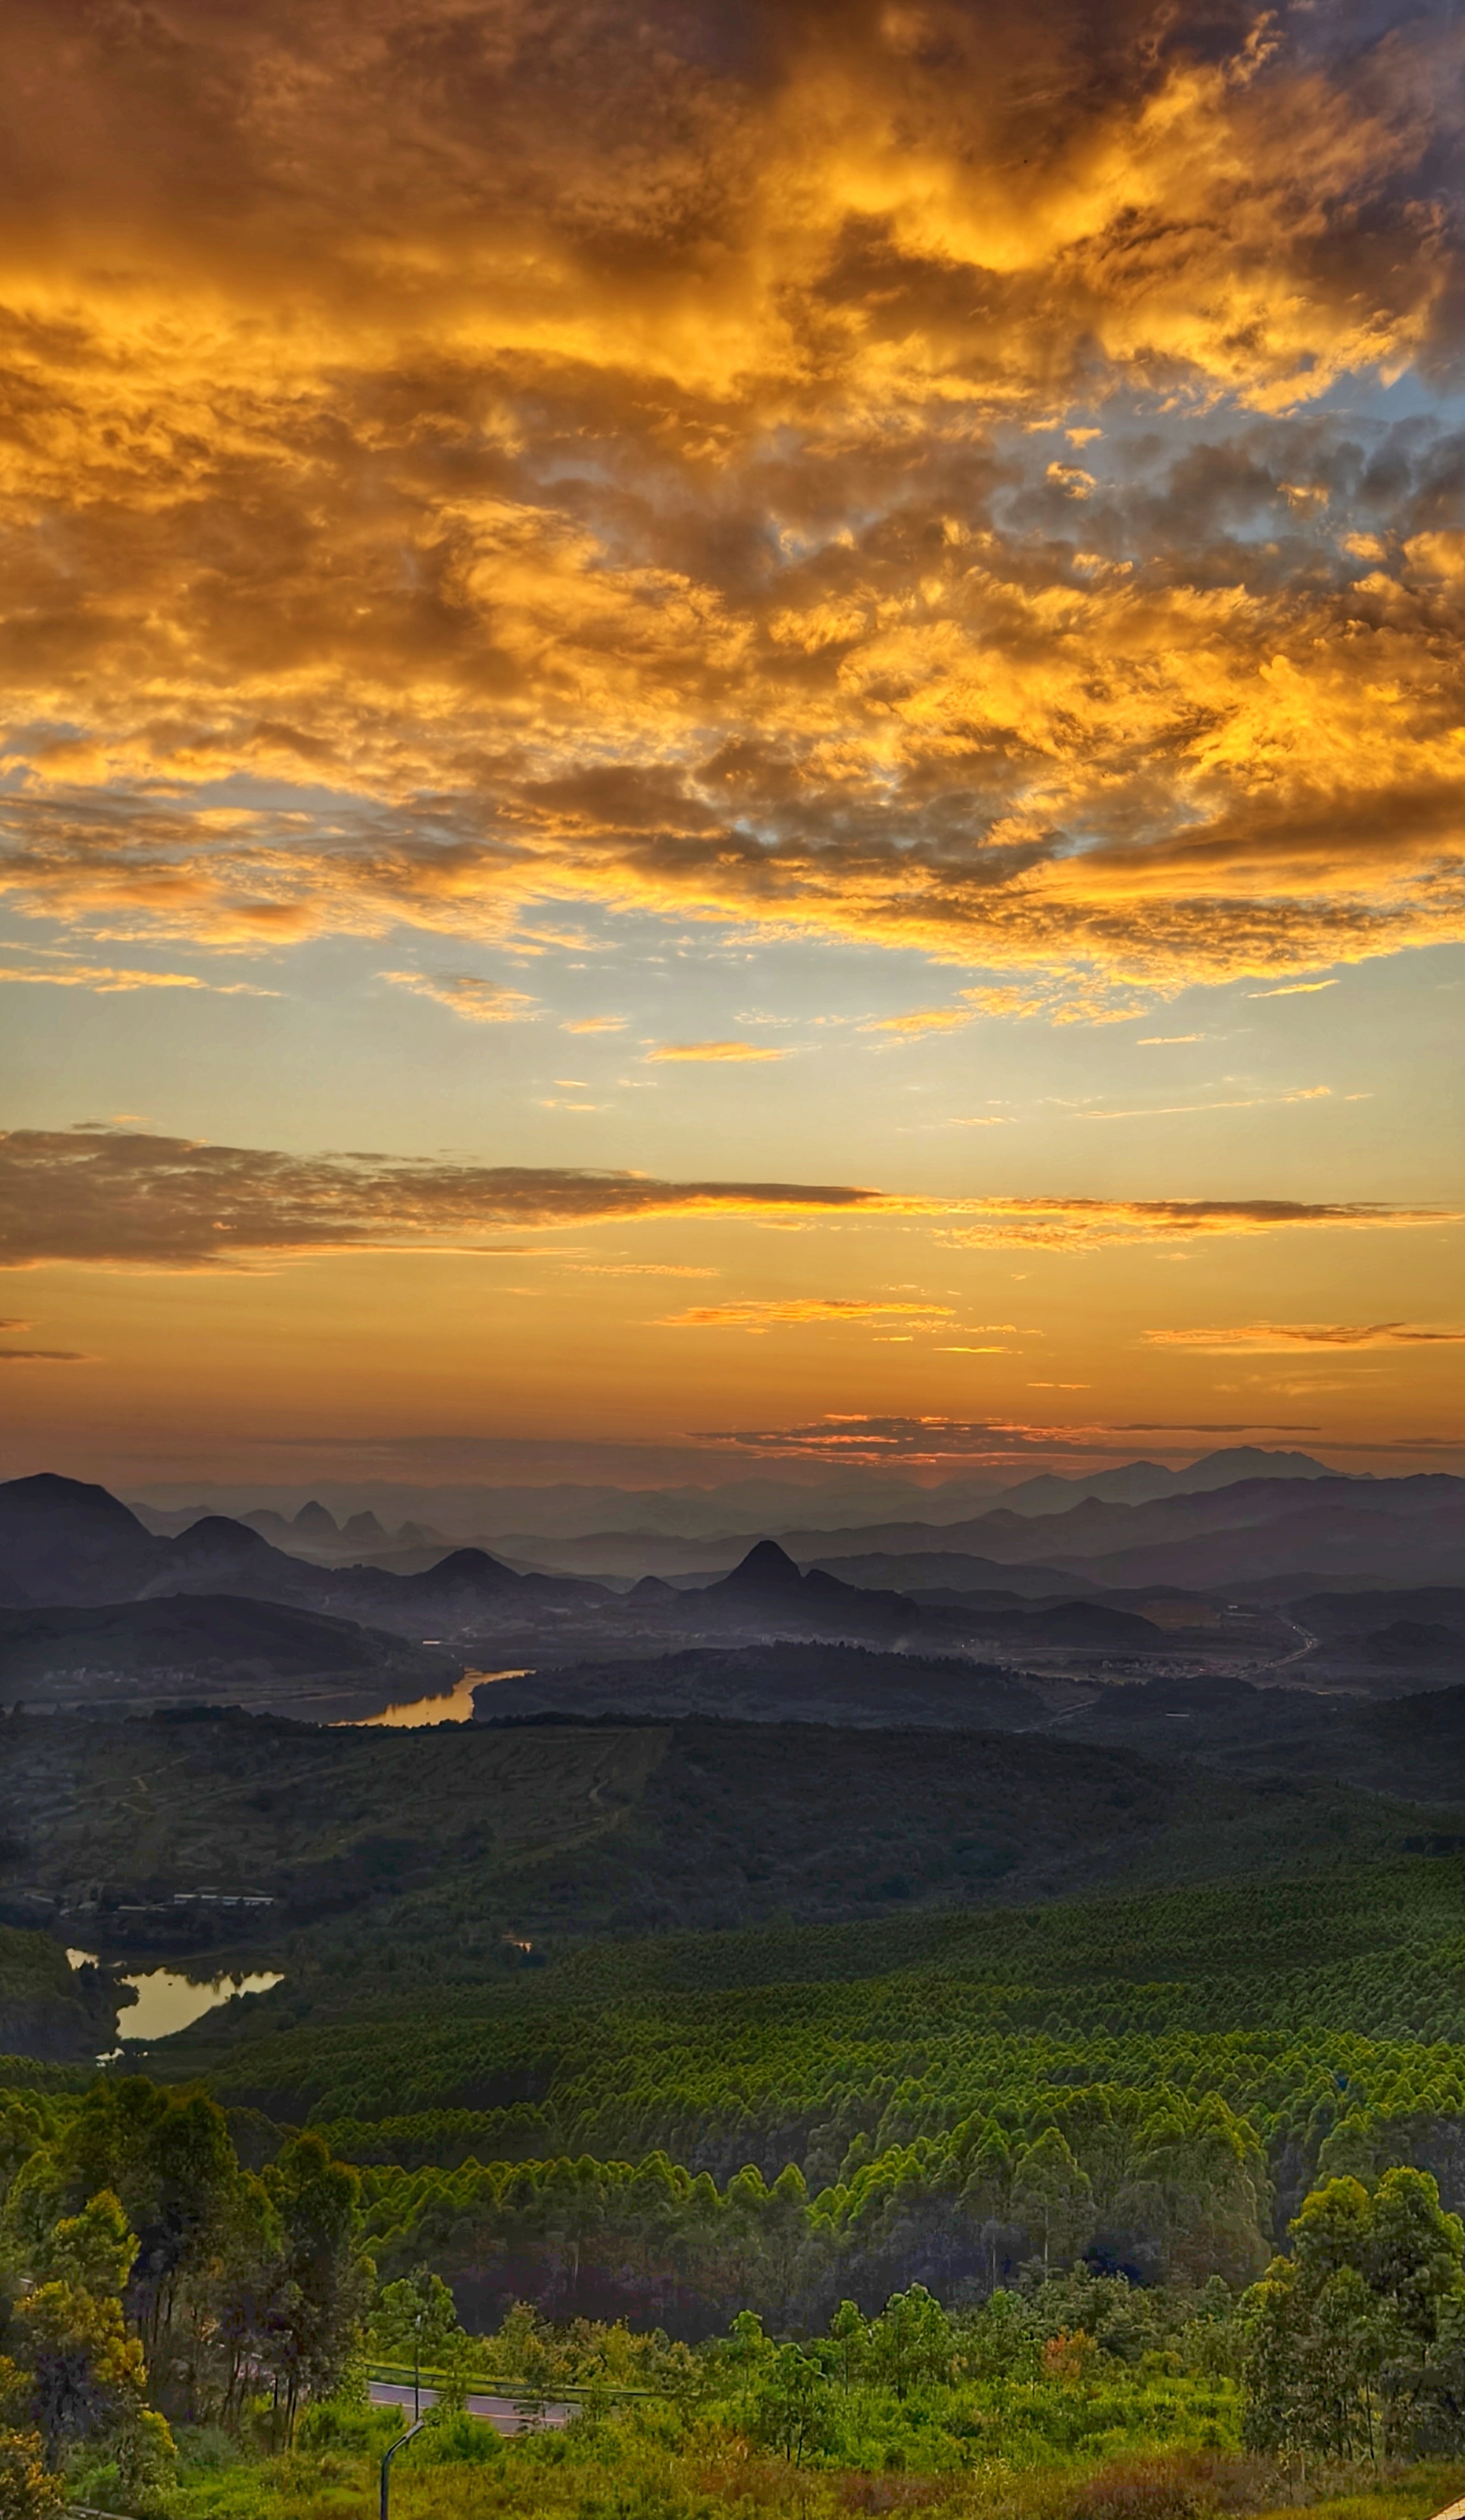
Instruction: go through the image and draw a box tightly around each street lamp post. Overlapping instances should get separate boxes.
[380,2417,426,2520]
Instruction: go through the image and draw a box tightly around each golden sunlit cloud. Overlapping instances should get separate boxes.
[661,1298,956,1332]
[1248,980,1342,998]
[0,1130,1449,1270]
[0,1348,90,1364]
[561,1018,628,1034]
[937,1196,1452,1250]
[867,1008,976,1037]
[568,1263,719,1278]
[0,1128,881,1269]
[644,1042,791,1064]
[0,0,1461,1003]
[378,972,539,1023]
[694,1413,1311,1466]
[0,963,277,997]
[1088,1085,1331,1121]
[1147,1321,1465,1352]
[871,978,1153,1038]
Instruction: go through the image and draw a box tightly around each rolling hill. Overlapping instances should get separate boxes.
[0,1595,461,1708]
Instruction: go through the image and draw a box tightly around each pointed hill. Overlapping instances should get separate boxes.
[0,1472,172,1607]
[0,1474,606,1632]
[686,1540,921,1638]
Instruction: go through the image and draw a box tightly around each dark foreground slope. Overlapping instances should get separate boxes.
[0,1594,461,1711]
[473,1643,1070,1727]
[1,1704,1455,1966]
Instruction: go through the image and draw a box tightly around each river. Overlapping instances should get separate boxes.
[344,1667,527,1729]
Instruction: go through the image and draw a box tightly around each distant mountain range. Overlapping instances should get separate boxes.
[480,1450,1354,1578]
[776,1472,1464,1594]
[3,1467,1461,1702]
[0,1477,927,1650]
[127,1444,1352,1565]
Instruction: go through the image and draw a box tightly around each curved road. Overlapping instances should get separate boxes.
[1268,1615,1319,1671]
[369,2379,571,2434]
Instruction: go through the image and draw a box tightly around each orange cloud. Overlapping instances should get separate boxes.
[567,1263,719,1278]
[661,1297,956,1331]
[936,1197,1452,1250]
[1247,979,1342,999]
[692,1414,1201,1466]
[0,1128,886,1269]
[0,0,1458,1004]
[0,962,277,996]
[644,1042,791,1064]
[0,1130,1448,1270]
[378,972,538,1023]
[1087,1085,1331,1121]
[866,1006,977,1037]
[1147,1321,1465,1352]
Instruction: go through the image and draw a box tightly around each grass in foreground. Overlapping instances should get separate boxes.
[149,2396,1465,2520]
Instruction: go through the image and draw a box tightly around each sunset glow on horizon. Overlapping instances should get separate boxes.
[2,0,1462,1494]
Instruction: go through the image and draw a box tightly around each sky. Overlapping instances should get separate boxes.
[1,0,1462,1496]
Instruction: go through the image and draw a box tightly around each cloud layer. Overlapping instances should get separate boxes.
[661,1296,955,1331]
[694,1413,1324,1465]
[0,1128,883,1268]
[377,971,539,1022]
[937,1196,1449,1250]
[644,1041,790,1064]
[0,1127,1447,1269]
[1,0,1463,994]
[1148,1320,1465,1350]
[0,962,276,997]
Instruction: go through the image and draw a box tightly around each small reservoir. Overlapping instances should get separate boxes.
[71,1950,284,2043]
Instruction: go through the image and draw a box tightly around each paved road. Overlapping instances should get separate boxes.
[1267,1615,1319,1671]
[368,2378,572,2433]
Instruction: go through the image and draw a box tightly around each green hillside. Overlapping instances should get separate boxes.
[0,1921,116,2061]
[125,1854,1464,2329]
[1,1707,1455,1960]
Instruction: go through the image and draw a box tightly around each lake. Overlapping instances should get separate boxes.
[120,1965,285,2041]
[345,1666,526,1729]
[70,1950,284,2043]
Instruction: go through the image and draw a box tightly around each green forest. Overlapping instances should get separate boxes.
[4,1847,1465,2517]
[2,2070,1465,2520]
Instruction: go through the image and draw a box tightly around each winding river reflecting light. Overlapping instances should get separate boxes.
[349,1668,526,1729]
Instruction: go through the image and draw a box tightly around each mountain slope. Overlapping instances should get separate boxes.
[1,1704,1451,1968]
[0,1474,607,1633]
[472,1643,1063,1728]
[0,1596,460,1706]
